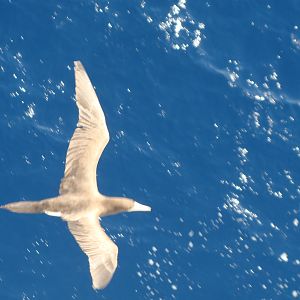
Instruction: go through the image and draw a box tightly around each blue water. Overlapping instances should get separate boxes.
[0,0,300,299]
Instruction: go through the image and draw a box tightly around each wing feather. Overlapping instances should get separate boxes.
[59,61,109,194]
[68,217,118,289]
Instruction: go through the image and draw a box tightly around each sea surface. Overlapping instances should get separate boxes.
[0,1,300,299]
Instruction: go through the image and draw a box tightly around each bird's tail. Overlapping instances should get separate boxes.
[0,200,48,214]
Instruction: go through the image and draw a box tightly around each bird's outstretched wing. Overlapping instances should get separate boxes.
[60,61,109,195]
[68,216,118,289]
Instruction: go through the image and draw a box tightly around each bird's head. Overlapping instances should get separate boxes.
[127,199,152,212]
[102,197,151,216]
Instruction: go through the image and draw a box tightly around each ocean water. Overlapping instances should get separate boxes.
[0,0,300,299]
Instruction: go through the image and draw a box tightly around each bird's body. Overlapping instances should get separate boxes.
[1,61,151,289]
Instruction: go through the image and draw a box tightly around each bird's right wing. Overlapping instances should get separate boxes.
[68,216,118,289]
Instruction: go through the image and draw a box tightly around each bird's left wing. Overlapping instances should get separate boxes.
[59,61,109,195]
[68,216,118,289]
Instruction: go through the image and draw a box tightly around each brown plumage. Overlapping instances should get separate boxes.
[1,61,151,289]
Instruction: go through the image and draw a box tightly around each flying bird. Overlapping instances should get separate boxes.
[1,61,151,289]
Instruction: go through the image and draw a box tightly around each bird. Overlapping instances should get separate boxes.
[1,61,151,289]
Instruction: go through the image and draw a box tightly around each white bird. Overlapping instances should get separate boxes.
[1,61,151,289]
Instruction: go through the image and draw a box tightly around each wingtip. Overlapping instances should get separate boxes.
[92,282,109,290]
[74,60,84,70]
[92,285,103,291]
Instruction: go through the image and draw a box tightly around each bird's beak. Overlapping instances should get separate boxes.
[128,201,152,212]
